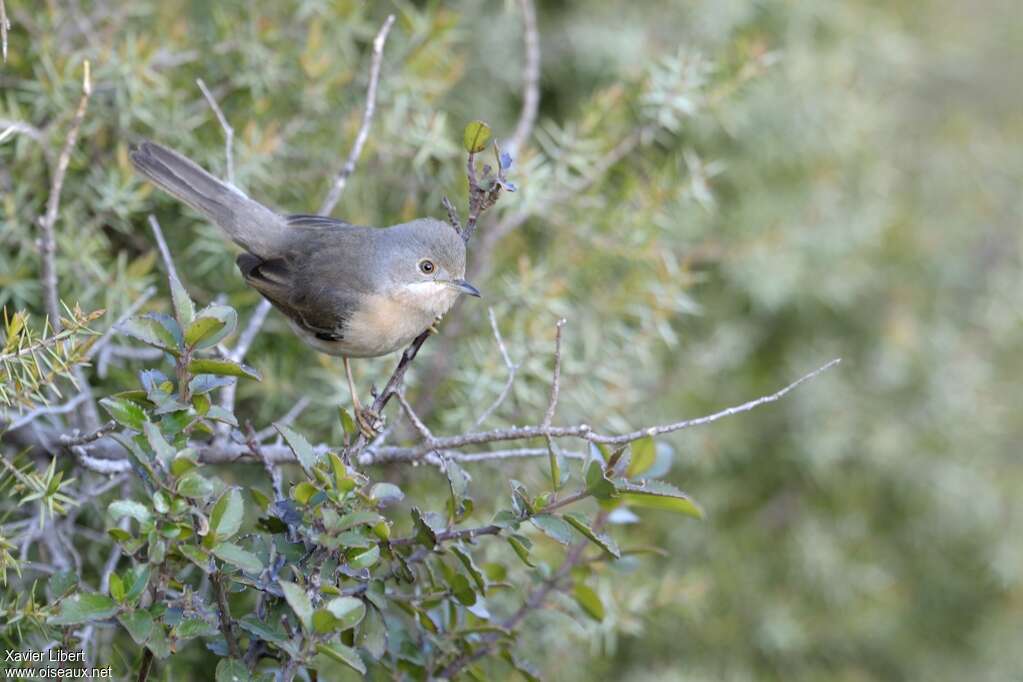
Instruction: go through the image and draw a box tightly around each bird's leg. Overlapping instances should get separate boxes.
[427,314,443,335]
[344,356,380,438]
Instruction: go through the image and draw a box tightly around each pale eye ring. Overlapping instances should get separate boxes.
[419,259,435,275]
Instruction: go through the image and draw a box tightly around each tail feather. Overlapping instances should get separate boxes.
[130,141,285,258]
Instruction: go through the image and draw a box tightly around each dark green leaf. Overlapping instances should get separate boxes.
[49,592,119,625]
[530,513,575,545]
[614,479,704,518]
[275,423,320,472]
[100,397,147,431]
[189,304,237,350]
[169,273,195,327]
[188,358,261,381]
[564,512,620,559]
[326,596,366,630]
[315,643,366,675]
[348,544,380,569]
[369,482,404,506]
[121,314,181,354]
[507,534,536,567]
[279,580,313,631]
[174,617,217,639]
[213,543,263,573]
[176,472,215,499]
[118,609,154,644]
[358,605,387,660]
[209,488,244,544]
[215,658,252,682]
[451,544,487,593]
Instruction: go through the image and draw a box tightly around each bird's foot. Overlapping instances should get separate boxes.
[428,316,443,335]
[355,406,382,439]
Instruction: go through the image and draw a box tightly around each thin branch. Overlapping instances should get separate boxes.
[542,319,566,429]
[0,0,8,64]
[396,390,434,443]
[212,570,241,659]
[472,308,519,428]
[253,396,311,442]
[147,215,183,288]
[195,78,235,185]
[0,119,46,146]
[3,392,90,432]
[59,420,117,447]
[38,60,92,332]
[318,14,396,216]
[507,0,540,157]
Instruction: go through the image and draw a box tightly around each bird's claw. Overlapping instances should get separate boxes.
[355,406,382,439]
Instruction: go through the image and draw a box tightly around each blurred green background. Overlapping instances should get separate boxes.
[2,0,1020,679]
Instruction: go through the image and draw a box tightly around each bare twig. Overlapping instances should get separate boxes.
[3,393,90,432]
[0,0,9,64]
[147,215,183,288]
[472,308,519,428]
[318,14,396,216]
[441,196,462,232]
[0,119,46,146]
[253,396,311,442]
[507,0,541,157]
[396,390,434,443]
[59,420,117,447]
[196,78,235,185]
[38,61,92,331]
[542,319,566,429]
[212,570,241,659]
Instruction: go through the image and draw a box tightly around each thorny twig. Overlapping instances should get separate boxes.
[196,77,235,185]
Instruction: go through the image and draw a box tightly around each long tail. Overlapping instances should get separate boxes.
[130,141,285,258]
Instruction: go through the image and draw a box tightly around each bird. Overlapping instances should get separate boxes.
[130,140,480,436]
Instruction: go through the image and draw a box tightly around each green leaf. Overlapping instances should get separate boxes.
[369,482,404,506]
[121,314,181,354]
[108,499,152,525]
[169,273,195,327]
[205,405,238,426]
[176,472,215,499]
[312,609,337,633]
[507,534,536,567]
[188,358,261,381]
[463,120,492,153]
[189,304,237,350]
[410,507,438,546]
[547,438,566,490]
[586,459,618,500]
[100,397,147,431]
[290,481,318,505]
[184,316,224,348]
[108,572,125,602]
[614,479,704,518]
[348,544,380,570]
[215,658,252,682]
[451,544,487,593]
[627,436,656,478]
[449,573,477,606]
[315,643,366,675]
[275,423,320,472]
[124,565,151,602]
[238,615,288,644]
[279,580,313,631]
[118,609,154,644]
[208,488,244,544]
[143,421,175,466]
[325,596,366,630]
[564,512,620,559]
[49,592,119,625]
[358,605,387,660]
[146,625,171,659]
[501,650,542,682]
[445,458,471,520]
[213,542,263,573]
[338,406,357,436]
[573,583,605,621]
[174,617,217,639]
[530,514,575,545]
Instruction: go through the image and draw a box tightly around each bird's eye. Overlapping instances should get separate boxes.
[419,260,435,274]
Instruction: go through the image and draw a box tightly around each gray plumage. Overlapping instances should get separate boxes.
[130,141,478,358]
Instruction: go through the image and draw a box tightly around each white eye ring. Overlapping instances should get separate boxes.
[419,259,436,274]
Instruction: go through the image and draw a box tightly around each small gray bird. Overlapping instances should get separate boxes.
[130,141,480,435]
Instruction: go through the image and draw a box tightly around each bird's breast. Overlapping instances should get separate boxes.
[313,284,458,358]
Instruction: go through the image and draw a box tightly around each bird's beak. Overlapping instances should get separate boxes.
[449,278,482,298]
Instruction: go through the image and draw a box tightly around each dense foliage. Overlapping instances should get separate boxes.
[1,0,1020,680]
